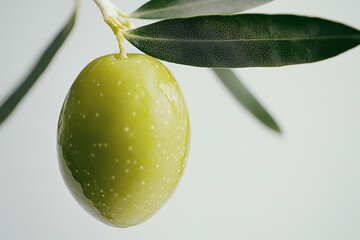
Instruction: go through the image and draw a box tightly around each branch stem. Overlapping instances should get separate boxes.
[92,0,130,58]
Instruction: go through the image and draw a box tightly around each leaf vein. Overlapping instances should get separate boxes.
[125,32,360,43]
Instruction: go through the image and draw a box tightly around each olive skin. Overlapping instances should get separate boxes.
[57,54,190,227]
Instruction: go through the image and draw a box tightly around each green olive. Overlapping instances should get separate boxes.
[57,54,190,228]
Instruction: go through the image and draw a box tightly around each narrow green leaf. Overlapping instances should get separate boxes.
[130,0,273,19]
[213,68,280,133]
[124,14,360,68]
[0,5,77,125]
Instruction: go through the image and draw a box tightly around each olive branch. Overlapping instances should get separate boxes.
[1,0,359,134]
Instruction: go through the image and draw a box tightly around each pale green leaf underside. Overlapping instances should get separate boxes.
[0,6,77,125]
[213,69,280,133]
[131,0,273,19]
[124,14,360,68]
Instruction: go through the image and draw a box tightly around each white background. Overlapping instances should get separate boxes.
[1,0,360,239]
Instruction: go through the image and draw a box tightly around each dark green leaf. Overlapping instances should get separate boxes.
[124,14,360,68]
[213,68,280,133]
[130,0,273,19]
[0,5,77,125]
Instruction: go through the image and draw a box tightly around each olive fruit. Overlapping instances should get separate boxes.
[57,54,190,227]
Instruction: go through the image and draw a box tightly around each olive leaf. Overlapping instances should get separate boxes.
[213,68,280,133]
[0,5,77,125]
[124,14,360,68]
[130,0,273,19]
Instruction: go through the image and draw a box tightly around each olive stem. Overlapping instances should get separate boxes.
[92,0,131,58]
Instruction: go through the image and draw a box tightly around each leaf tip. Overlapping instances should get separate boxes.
[269,121,282,134]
